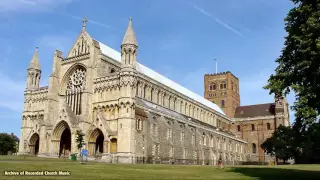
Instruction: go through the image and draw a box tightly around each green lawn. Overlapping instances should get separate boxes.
[0,156,319,180]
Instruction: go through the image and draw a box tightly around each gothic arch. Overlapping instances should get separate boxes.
[29,133,40,155]
[52,120,71,140]
[88,128,105,155]
[60,63,87,95]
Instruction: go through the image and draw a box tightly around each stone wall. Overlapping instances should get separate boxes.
[134,111,246,165]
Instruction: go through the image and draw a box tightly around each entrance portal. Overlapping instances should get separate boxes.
[95,133,104,154]
[59,128,71,158]
[52,121,72,158]
[29,133,40,155]
[88,128,104,155]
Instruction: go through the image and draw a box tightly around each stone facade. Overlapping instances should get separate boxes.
[204,72,290,163]
[18,18,247,165]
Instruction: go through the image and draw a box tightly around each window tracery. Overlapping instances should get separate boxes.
[65,68,86,115]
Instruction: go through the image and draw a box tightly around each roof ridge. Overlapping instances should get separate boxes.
[238,103,274,108]
[97,41,226,116]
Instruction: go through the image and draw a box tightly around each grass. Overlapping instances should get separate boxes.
[0,156,319,180]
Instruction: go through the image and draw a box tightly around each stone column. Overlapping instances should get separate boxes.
[103,141,108,153]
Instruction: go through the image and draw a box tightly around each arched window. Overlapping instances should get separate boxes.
[157,91,160,104]
[267,123,271,130]
[136,82,140,96]
[150,88,154,101]
[65,67,86,115]
[252,143,257,154]
[209,83,216,91]
[202,133,205,145]
[221,100,225,108]
[237,125,241,132]
[143,85,147,99]
[220,81,227,89]
[110,68,115,73]
[136,118,142,131]
[251,124,255,131]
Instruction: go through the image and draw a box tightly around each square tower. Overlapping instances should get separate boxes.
[204,71,240,118]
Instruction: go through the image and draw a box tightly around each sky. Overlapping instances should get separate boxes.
[0,0,295,137]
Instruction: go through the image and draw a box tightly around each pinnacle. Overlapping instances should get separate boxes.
[28,47,41,70]
[122,17,138,46]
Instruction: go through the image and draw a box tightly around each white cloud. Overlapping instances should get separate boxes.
[189,3,243,37]
[0,0,72,12]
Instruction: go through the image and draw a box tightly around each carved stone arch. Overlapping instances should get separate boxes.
[29,133,40,155]
[60,63,87,95]
[52,120,73,139]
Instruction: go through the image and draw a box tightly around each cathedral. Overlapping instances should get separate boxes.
[19,17,248,165]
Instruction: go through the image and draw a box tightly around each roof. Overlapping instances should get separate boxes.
[234,103,275,118]
[97,41,225,116]
[122,17,138,46]
[28,47,41,70]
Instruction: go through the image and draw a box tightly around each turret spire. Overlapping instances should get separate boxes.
[122,17,138,46]
[26,47,41,89]
[28,47,41,70]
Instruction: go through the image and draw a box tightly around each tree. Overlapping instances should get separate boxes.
[264,0,320,163]
[265,0,320,127]
[262,125,295,163]
[0,133,17,155]
[75,129,85,154]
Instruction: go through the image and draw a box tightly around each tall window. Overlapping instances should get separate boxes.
[150,88,154,101]
[169,146,174,157]
[66,67,86,115]
[209,83,216,90]
[167,128,172,140]
[202,133,206,145]
[221,100,225,108]
[192,134,195,145]
[267,123,271,130]
[237,125,241,132]
[220,81,227,89]
[181,131,185,143]
[251,124,255,131]
[157,91,160,104]
[136,118,142,131]
[143,85,147,99]
[252,143,257,154]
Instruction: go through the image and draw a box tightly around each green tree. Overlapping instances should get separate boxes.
[76,129,85,154]
[265,0,320,126]
[262,125,295,163]
[0,133,17,155]
[264,0,320,163]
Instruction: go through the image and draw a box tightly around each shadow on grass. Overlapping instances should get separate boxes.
[229,167,320,180]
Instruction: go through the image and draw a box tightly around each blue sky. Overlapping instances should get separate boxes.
[0,0,295,137]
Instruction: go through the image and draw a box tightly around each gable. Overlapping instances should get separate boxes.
[66,31,93,58]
